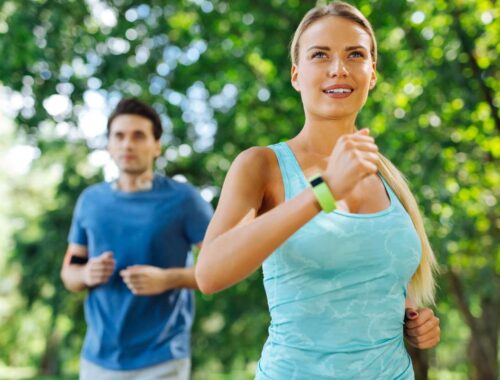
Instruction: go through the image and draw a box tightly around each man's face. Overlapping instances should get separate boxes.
[107,114,161,175]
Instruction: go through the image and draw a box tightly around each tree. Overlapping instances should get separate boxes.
[1,0,497,378]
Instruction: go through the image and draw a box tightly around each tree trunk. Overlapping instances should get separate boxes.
[407,345,429,380]
[39,294,62,376]
[39,328,61,376]
[449,270,499,380]
[468,297,498,380]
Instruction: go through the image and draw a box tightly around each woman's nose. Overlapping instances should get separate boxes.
[327,57,348,78]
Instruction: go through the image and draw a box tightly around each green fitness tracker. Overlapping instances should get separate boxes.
[309,174,336,213]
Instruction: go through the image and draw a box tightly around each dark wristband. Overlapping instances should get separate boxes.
[69,255,89,265]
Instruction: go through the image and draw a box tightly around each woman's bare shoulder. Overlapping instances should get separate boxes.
[234,146,283,211]
[235,146,276,165]
[230,146,279,180]
[225,146,282,210]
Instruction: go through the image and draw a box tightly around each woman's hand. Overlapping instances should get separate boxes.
[404,308,441,349]
[324,128,379,200]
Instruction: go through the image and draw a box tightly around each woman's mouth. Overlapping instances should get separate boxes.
[323,85,354,98]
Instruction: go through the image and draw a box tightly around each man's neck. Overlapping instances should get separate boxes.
[115,171,154,192]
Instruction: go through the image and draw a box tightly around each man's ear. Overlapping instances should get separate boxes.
[291,64,300,92]
[154,140,161,157]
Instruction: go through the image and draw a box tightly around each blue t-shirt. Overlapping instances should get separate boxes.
[68,174,213,370]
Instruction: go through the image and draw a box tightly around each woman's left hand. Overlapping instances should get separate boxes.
[404,308,440,349]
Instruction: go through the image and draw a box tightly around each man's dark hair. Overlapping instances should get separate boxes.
[107,98,163,140]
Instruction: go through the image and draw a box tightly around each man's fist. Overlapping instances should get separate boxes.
[83,251,115,287]
[120,265,182,295]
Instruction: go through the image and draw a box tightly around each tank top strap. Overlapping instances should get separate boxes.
[268,143,401,210]
[378,174,397,205]
[268,142,309,200]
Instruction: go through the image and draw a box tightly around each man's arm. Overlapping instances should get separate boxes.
[60,244,89,292]
[119,242,203,295]
[120,266,198,294]
[60,244,115,292]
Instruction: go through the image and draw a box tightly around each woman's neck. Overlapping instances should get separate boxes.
[290,116,357,156]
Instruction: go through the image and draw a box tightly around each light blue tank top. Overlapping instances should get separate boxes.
[255,142,420,380]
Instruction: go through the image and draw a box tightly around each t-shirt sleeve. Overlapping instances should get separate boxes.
[67,193,88,246]
[183,186,214,245]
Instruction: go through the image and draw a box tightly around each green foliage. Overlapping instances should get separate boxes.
[0,0,497,378]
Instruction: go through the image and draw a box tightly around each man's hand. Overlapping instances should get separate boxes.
[404,308,440,349]
[83,251,115,287]
[120,265,183,295]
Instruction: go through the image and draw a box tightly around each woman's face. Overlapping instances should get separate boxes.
[291,16,376,122]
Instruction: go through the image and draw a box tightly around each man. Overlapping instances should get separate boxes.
[61,98,213,379]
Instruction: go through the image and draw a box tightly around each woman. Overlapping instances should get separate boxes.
[196,2,440,379]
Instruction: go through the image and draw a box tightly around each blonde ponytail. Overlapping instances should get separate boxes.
[378,154,439,306]
[289,1,438,306]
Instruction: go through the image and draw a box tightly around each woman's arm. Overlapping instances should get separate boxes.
[196,147,321,294]
[196,130,379,294]
[404,297,441,349]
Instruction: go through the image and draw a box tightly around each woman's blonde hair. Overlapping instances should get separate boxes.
[290,1,438,306]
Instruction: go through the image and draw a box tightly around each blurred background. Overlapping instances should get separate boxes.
[0,0,498,379]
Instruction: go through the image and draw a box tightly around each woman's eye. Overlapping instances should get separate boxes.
[349,51,364,58]
[311,51,327,59]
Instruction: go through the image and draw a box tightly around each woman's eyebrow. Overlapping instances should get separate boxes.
[307,45,330,52]
[306,45,369,52]
[345,45,368,51]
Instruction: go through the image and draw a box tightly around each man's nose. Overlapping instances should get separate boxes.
[122,136,134,149]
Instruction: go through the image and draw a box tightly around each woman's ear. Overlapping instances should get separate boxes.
[369,62,377,90]
[291,64,300,92]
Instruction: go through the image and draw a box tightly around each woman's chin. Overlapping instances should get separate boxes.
[310,108,359,122]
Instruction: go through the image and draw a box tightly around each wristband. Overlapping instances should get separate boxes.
[69,255,89,265]
[309,174,336,213]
